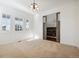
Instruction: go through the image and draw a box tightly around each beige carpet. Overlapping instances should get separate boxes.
[0,39,79,58]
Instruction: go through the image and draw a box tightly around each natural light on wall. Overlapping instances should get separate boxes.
[27,34,39,41]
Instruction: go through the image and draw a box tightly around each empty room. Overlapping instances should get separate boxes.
[0,0,79,58]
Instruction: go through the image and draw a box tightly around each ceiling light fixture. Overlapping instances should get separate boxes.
[31,0,39,12]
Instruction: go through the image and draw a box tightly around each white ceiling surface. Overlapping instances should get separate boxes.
[0,0,76,14]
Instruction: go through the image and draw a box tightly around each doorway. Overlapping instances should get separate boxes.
[43,12,60,42]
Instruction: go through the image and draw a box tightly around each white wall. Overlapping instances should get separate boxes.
[75,0,79,48]
[33,14,43,39]
[47,13,56,27]
[34,0,79,47]
[0,5,34,44]
[60,3,76,47]
[78,0,79,48]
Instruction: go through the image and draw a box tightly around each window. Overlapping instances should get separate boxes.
[26,19,30,30]
[0,14,11,31]
[15,17,23,31]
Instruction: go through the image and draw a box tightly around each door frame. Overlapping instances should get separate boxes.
[56,12,60,42]
[43,16,47,40]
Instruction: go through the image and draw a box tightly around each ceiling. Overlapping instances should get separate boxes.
[0,0,75,13]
